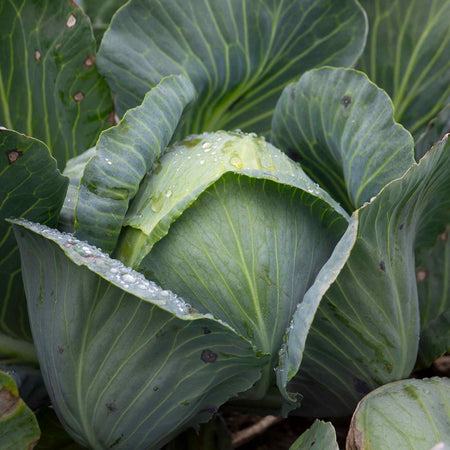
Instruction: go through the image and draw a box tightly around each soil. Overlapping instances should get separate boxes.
[224,355,450,449]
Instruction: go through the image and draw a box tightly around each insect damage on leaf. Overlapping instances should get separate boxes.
[6,149,23,164]
[341,95,352,107]
[416,269,427,282]
[83,56,96,68]
[66,14,77,28]
[73,92,85,102]
[201,350,217,363]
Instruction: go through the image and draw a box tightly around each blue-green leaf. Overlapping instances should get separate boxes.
[74,74,196,253]
[347,378,450,449]
[278,135,450,416]
[12,220,267,449]
[98,0,367,137]
[271,68,414,211]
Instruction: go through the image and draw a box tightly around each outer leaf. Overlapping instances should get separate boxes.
[0,0,113,168]
[0,370,40,450]
[0,130,67,360]
[358,0,450,136]
[278,136,450,416]
[271,68,414,211]
[115,131,349,395]
[12,220,267,449]
[290,420,338,450]
[74,74,195,253]
[98,0,367,137]
[347,377,450,450]
[416,228,450,368]
[79,0,129,44]
[415,102,450,160]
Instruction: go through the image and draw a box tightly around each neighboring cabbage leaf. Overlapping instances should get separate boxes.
[97,0,367,137]
[347,377,450,450]
[290,420,338,450]
[272,68,450,416]
[415,227,450,368]
[0,370,40,449]
[0,0,113,168]
[271,68,414,211]
[357,0,450,138]
[12,220,268,449]
[77,0,129,45]
[0,130,67,363]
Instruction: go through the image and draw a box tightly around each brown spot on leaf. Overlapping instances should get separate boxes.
[106,109,119,126]
[379,260,386,272]
[68,0,79,7]
[341,95,351,108]
[57,345,64,354]
[386,364,392,373]
[439,231,448,242]
[201,349,217,363]
[66,14,77,28]
[83,55,96,68]
[156,330,165,338]
[0,388,19,418]
[73,91,84,102]
[416,269,427,282]
[34,50,41,62]
[346,402,365,450]
[28,440,38,450]
[105,402,117,413]
[6,149,23,164]
[290,87,296,100]
[189,307,199,314]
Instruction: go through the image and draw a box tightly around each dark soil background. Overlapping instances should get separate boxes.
[224,355,450,449]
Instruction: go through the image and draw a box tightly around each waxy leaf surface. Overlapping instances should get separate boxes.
[271,68,414,211]
[12,220,267,449]
[116,131,349,395]
[98,0,367,137]
[277,132,450,416]
[74,75,196,253]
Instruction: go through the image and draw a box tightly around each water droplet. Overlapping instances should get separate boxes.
[229,155,242,169]
[165,189,172,198]
[200,160,205,165]
[151,192,164,212]
[202,142,212,150]
[121,273,136,284]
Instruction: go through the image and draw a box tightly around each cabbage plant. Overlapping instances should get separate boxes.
[1,0,449,448]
